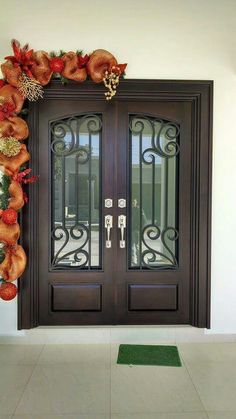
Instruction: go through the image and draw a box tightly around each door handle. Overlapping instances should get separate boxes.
[105,215,113,248]
[118,214,126,248]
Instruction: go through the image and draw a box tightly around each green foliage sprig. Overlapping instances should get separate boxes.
[0,174,10,210]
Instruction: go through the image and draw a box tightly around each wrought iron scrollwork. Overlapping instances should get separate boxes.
[51,224,89,268]
[129,114,179,270]
[141,225,178,269]
[130,115,180,161]
[50,113,102,270]
[51,114,102,163]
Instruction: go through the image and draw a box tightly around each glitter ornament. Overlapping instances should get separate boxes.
[0,282,18,301]
[0,136,21,157]
[1,208,18,225]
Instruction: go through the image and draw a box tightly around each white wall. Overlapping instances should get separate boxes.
[0,0,236,339]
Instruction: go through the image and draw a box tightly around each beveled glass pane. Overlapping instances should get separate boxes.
[129,115,179,270]
[51,114,102,270]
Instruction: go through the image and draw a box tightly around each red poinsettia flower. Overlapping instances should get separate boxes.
[5,39,35,79]
[78,54,90,69]
[50,57,65,74]
[12,168,39,184]
[112,63,127,75]
[0,101,16,121]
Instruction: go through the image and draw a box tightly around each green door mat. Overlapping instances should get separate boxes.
[117,344,182,367]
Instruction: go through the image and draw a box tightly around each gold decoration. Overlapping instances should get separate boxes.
[103,67,120,100]
[0,96,4,105]
[0,136,21,157]
[18,72,44,101]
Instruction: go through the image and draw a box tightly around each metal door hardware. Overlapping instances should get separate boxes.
[105,215,113,248]
[118,198,126,208]
[118,214,126,248]
[105,198,113,208]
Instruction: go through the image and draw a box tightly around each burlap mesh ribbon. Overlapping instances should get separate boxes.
[0,219,20,246]
[62,52,87,82]
[8,180,24,211]
[31,51,53,86]
[1,61,22,88]
[0,244,26,282]
[87,49,118,83]
[0,84,24,112]
[0,117,29,140]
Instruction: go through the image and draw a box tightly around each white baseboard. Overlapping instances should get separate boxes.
[0,326,236,344]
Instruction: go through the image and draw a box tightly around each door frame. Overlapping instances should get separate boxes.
[18,79,213,329]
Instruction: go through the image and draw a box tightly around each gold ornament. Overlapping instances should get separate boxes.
[18,72,44,101]
[0,136,21,157]
[103,67,120,100]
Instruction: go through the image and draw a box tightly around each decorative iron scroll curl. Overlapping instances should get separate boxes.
[51,224,89,268]
[50,113,102,270]
[141,225,179,270]
[50,114,102,162]
[129,115,180,160]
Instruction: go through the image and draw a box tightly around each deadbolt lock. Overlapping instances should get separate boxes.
[118,198,126,208]
[105,198,113,208]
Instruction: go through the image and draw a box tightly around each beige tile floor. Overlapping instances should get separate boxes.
[0,343,235,418]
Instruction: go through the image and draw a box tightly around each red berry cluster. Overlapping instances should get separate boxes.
[1,208,18,225]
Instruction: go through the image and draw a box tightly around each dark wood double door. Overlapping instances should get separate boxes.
[20,80,212,328]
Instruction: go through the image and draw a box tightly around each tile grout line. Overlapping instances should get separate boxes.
[178,346,210,418]
[11,343,46,417]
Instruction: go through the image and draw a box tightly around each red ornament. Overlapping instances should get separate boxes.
[1,208,18,225]
[0,282,18,301]
[0,79,6,88]
[0,101,16,121]
[50,57,65,73]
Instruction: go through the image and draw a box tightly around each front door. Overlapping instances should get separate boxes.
[20,80,212,328]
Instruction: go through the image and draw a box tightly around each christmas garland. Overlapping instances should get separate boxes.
[0,40,127,301]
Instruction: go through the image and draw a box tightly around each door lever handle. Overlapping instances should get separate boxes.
[105,215,113,248]
[118,214,126,248]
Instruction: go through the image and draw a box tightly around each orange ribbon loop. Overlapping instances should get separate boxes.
[62,52,87,82]
[0,219,20,246]
[0,84,24,113]
[87,49,118,83]
[0,116,29,140]
[0,244,26,282]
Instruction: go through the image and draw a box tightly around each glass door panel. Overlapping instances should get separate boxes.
[50,114,102,270]
[129,115,179,270]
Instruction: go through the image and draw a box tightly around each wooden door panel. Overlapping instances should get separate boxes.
[128,284,178,311]
[52,284,102,311]
[37,99,116,324]
[114,100,192,324]
[19,80,212,329]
